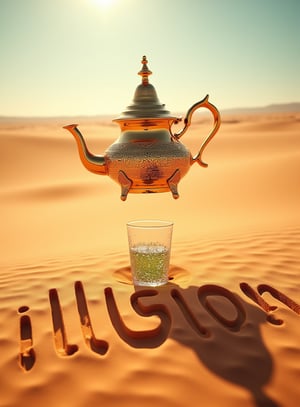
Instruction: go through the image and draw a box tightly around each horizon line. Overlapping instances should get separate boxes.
[1,102,299,120]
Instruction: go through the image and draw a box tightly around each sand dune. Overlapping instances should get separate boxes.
[0,112,299,406]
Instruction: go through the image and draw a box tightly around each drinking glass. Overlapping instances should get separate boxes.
[127,220,173,287]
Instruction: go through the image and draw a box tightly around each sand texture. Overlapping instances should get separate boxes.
[0,112,300,407]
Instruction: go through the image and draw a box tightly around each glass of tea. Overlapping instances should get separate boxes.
[127,220,173,287]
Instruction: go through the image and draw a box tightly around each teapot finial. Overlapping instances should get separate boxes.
[138,55,152,85]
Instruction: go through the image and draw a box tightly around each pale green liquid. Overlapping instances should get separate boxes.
[130,244,170,286]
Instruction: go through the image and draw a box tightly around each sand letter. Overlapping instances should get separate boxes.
[75,281,109,356]
[18,308,36,371]
[198,285,246,331]
[171,289,209,337]
[49,289,79,356]
[105,287,171,348]
[241,283,300,323]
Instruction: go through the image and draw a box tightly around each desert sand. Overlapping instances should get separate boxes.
[0,111,299,407]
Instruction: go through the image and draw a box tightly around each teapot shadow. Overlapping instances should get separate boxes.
[112,265,279,407]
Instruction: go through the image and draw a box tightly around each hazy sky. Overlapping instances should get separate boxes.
[1,0,299,116]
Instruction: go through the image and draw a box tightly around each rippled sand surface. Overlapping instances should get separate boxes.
[0,113,299,406]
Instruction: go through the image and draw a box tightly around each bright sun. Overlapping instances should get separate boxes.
[93,0,115,7]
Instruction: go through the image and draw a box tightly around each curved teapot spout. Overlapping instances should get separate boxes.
[63,124,107,175]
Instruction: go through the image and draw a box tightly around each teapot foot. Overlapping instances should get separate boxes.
[118,170,133,201]
[167,169,180,199]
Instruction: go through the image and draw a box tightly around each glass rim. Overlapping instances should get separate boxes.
[127,219,173,229]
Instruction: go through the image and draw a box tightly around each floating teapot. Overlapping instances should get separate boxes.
[64,56,221,200]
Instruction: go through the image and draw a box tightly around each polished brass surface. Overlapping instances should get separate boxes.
[114,56,176,120]
[172,95,221,167]
[64,56,221,200]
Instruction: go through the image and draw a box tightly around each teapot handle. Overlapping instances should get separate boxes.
[171,95,221,167]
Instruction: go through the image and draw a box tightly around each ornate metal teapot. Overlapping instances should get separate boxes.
[64,56,221,200]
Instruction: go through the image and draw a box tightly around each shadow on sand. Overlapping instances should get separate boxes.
[111,265,279,407]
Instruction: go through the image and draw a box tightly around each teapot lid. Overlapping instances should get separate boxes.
[114,56,177,121]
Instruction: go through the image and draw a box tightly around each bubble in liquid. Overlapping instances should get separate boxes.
[130,243,170,286]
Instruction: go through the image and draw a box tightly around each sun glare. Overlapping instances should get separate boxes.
[93,0,115,7]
